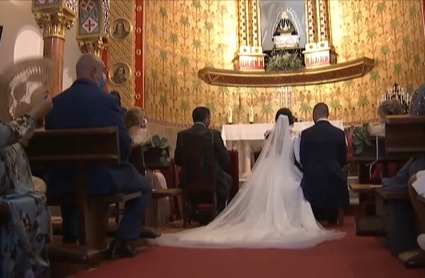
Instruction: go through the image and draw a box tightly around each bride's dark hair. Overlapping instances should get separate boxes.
[275,108,294,125]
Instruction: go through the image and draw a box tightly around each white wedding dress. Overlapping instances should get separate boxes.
[154,115,345,249]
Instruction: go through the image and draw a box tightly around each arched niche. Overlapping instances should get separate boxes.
[197,0,374,87]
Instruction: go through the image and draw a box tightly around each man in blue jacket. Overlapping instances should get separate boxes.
[45,54,154,258]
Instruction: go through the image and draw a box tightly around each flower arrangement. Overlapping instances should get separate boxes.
[141,135,171,167]
[350,124,371,154]
[265,50,304,72]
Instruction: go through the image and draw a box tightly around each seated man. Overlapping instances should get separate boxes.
[174,107,231,223]
[45,54,156,258]
[410,173,425,250]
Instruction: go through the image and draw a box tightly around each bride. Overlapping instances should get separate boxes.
[155,112,345,249]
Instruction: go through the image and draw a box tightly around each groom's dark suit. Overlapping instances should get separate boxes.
[174,123,232,212]
[299,120,349,223]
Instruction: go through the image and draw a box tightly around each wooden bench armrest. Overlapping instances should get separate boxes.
[47,192,142,206]
[349,184,381,193]
[152,188,182,198]
[376,188,410,200]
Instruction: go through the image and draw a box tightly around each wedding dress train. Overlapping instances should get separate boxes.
[155,115,345,249]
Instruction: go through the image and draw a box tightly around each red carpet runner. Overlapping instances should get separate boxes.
[77,218,424,278]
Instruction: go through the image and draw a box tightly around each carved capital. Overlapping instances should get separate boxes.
[77,37,106,57]
[34,9,77,39]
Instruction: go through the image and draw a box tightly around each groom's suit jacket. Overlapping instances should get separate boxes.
[299,120,349,209]
[174,123,231,198]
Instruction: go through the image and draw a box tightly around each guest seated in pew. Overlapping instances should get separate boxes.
[369,99,404,137]
[175,107,231,223]
[409,172,425,251]
[0,94,52,277]
[369,100,406,182]
[44,54,159,258]
[110,90,127,115]
[381,92,425,191]
[126,107,170,226]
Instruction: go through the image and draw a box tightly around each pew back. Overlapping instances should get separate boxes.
[26,127,120,165]
[385,115,425,156]
[25,127,121,249]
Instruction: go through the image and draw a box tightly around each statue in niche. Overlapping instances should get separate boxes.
[273,11,298,36]
[272,10,301,49]
[261,1,306,51]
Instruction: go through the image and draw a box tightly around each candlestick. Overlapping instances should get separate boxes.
[249,106,254,123]
[228,107,233,124]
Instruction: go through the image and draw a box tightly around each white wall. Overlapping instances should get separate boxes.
[0,0,81,90]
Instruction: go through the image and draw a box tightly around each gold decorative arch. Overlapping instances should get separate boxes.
[199,0,374,87]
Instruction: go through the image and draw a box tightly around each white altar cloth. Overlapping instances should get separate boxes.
[221,121,344,177]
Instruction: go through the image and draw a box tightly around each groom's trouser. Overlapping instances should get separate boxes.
[312,206,338,224]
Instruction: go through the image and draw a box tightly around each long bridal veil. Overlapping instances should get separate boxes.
[155,115,345,249]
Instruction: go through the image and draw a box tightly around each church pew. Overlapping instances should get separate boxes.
[25,127,142,258]
[374,188,417,256]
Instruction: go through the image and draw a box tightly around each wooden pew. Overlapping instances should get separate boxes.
[26,128,141,254]
[368,115,425,257]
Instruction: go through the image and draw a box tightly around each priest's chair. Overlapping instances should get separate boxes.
[179,131,218,228]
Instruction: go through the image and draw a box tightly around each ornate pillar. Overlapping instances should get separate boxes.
[76,0,109,57]
[234,0,265,71]
[303,0,333,68]
[32,0,78,97]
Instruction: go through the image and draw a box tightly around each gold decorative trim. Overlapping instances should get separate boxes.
[34,10,76,39]
[198,57,374,87]
[110,18,133,40]
[109,62,133,85]
[77,37,105,57]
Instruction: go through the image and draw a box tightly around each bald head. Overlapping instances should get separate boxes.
[76,54,105,82]
[313,102,329,122]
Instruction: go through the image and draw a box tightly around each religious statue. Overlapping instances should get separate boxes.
[272,10,301,49]
[274,11,298,36]
[111,64,128,84]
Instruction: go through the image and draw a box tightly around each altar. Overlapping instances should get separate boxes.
[221,121,345,178]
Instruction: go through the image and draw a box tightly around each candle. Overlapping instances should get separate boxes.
[228,107,233,124]
[249,106,254,123]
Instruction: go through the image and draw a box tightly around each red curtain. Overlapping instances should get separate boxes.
[135,0,144,107]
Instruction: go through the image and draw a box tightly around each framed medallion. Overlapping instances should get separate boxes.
[109,63,132,85]
[110,18,132,40]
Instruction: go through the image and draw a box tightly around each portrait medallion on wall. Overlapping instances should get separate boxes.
[109,63,132,85]
[110,18,132,40]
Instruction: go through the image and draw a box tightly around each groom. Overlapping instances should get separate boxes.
[299,103,349,224]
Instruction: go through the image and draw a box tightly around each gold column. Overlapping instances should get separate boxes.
[234,0,265,71]
[305,0,318,44]
[32,0,77,97]
[303,0,333,68]
[76,0,109,57]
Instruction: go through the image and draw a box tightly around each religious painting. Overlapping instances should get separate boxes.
[109,63,131,85]
[111,19,132,40]
[260,0,307,51]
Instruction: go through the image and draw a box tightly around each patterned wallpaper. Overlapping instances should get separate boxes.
[144,0,425,127]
